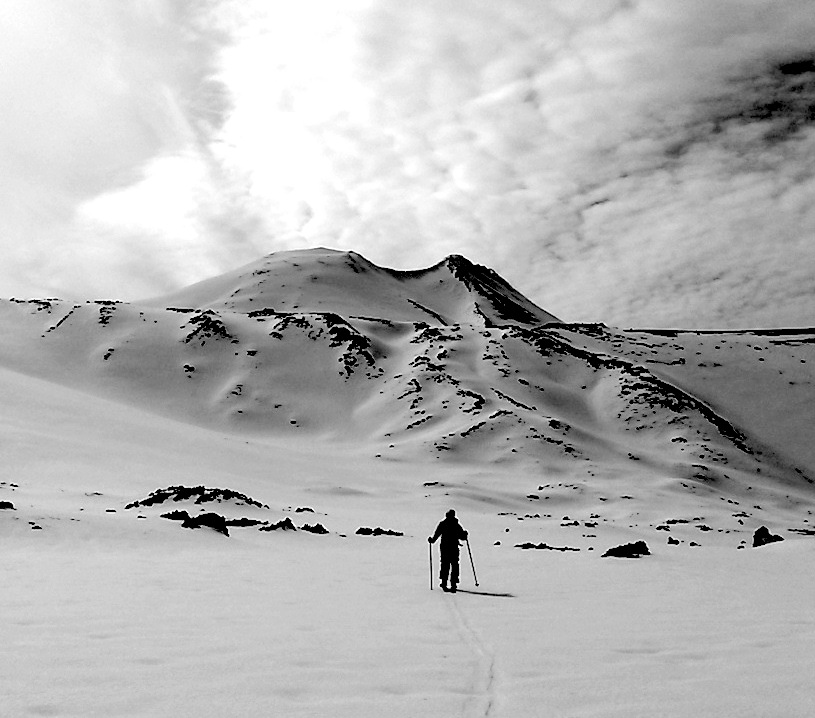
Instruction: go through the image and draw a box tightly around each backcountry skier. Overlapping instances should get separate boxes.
[428,509,468,592]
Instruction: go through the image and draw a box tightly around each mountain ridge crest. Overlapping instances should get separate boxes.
[143,247,561,327]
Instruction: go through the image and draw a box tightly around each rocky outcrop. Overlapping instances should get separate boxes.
[753,526,784,547]
[259,517,297,532]
[602,540,650,558]
[160,510,230,536]
[301,523,329,534]
[126,486,268,510]
[356,527,403,536]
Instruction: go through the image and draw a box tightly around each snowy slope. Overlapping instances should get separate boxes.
[2,360,815,717]
[1,249,813,522]
[3,248,815,717]
[146,247,560,326]
[553,324,815,476]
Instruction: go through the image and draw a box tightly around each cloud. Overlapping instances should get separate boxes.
[1,0,815,328]
[196,0,815,327]
[0,0,229,297]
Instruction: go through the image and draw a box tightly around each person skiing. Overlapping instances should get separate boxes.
[428,509,468,592]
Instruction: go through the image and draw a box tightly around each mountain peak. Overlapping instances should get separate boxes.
[442,253,473,269]
[148,248,560,327]
[438,253,556,325]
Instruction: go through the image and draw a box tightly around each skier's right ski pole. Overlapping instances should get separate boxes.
[429,541,433,591]
[466,538,479,587]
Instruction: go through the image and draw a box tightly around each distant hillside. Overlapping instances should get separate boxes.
[1,248,814,520]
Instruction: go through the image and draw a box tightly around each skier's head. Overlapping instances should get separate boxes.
[446,509,456,518]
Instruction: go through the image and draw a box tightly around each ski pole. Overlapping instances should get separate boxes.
[466,538,479,587]
[429,541,434,590]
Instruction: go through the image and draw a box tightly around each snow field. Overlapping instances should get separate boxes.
[3,249,815,716]
[4,470,815,716]
[4,523,815,716]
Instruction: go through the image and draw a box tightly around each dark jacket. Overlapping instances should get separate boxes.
[431,516,468,555]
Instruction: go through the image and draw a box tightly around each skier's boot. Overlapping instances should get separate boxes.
[441,582,449,592]
[450,583,457,593]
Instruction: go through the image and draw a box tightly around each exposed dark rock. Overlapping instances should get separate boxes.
[183,512,230,536]
[97,304,118,326]
[668,536,680,545]
[753,526,784,547]
[225,517,265,527]
[301,523,329,534]
[515,542,580,551]
[356,526,404,536]
[324,314,376,374]
[0,501,15,510]
[789,527,815,536]
[126,486,268,510]
[160,510,191,521]
[160,509,229,535]
[259,517,297,532]
[247,307,277,318]
[183,310,234,344]
[602,540,650,558]
[441,254,556,325]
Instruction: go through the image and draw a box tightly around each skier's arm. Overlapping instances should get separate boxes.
[428,522,443,543]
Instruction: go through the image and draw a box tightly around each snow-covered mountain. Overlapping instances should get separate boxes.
[4,247,815,717]
[146,248,560,326]
[1,247,813,523]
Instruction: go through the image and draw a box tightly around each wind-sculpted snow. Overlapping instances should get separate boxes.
[552,324,815,478]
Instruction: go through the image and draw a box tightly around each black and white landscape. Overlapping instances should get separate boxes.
[3,247,815,716]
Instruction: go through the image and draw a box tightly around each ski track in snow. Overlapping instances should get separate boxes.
[444,594,501,717]
[444,593,573,718]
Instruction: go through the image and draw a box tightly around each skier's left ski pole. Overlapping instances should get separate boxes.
[466,538,479,587]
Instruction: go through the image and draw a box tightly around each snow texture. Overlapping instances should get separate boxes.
[2,248,815,716]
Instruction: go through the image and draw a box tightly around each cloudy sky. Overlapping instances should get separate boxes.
[2,0,814,328]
